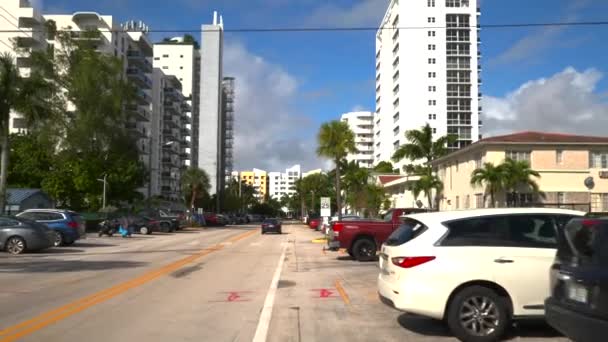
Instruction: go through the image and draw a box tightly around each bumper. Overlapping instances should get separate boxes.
[262,226,281,233]
[326,239,340,250]
[545,298,608,341]
[377,273,446,320]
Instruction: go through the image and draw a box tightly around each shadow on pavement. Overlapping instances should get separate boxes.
[0,259,148,273]
[398,314,563,340]
[397,314,451,337]
[336,256,354,261]
[34,248,87,254]
[73,242,116,248]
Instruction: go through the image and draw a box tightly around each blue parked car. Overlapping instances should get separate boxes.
[16,209,86,247]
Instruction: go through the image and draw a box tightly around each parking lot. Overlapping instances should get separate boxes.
[0,224,567,342]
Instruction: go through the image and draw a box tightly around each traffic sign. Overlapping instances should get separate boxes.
[320,197,331,217]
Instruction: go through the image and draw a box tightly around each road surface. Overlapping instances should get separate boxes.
[0,224,566,342]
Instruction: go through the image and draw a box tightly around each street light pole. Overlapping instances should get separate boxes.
[97,174,107,209]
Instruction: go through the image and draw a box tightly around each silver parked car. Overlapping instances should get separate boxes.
[0,216,54,255]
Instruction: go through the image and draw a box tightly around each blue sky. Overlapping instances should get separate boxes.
[39,0,608,170]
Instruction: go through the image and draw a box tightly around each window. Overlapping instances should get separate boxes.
[162,54,169,58]
[506,215,557,248]
[442,216,510,246]
[475,194,484,208]
[429,86,436,92]
[180,55,184,58]
[393,140,400,150]
[428,31,436,37]
[557,192,565,204]
[428,114,436,120]
[506,151,531,163]
[475,154,483,168]
[385,219,428,246]
[154,57,160,60]
[393,126,399,136]
[0,218,20,227]
[428,44,436,50]
[428,58,436,64]
[432,128,437,134]
[465,195,470,209]
[589,152,608,168]
[428,72,436,78]
[180,66,184,70]
[393,112,399,122]
[428,100,436,106]
[427,0,436,7]
[162,66,168,69]
[393,98,399,108]
[455,196,460,209]
[556,150,563,165]
[427,17,436,23]
[383,210,394,222]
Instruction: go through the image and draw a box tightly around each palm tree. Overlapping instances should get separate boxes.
[410,174,444,209]
[181,167,211,211]
[470,163,507,208]
[502,159,542,206]
[0,53,52,213]
[392,123,455,175]
[342,161,371,214]
[317,120,356,217]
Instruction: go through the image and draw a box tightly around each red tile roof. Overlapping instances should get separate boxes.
[480,131,608,144]
[378,175,405,185]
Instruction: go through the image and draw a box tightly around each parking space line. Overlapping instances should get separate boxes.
[334,279,350,305]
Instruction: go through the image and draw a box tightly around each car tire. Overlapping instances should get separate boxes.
[261,230,265,234]
[53,231,64,247]
[352,238,377,262]
[5,236,26,255]
[139,226,150,235]
[160,222,171,233]
[446,285,510,342]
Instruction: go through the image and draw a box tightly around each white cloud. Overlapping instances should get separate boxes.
[224,41,324,172]
[305,0,387,27]
[483,67,608,136]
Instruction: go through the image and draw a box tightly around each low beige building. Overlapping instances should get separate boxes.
[432,131,608,212]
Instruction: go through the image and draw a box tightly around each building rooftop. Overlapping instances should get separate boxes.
[433,131,608,165]
[6,188,47,205]
[378,175,404,185]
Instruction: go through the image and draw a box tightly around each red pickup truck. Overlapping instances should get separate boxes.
[327,208,428,261]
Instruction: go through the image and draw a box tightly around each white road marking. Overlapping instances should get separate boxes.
[252,244,287,342]
[250,242,261,246]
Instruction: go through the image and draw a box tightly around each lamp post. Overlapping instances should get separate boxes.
[97,174,107,209]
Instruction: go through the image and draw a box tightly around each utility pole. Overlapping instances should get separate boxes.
[97,174,107,209]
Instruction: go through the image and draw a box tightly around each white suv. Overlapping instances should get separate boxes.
[377,208,585,342]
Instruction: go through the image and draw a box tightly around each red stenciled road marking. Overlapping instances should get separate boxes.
[227,292,241,302]
[311,288,338,298]
[208,291,253,303]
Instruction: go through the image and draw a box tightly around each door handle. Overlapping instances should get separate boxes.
[494,258,514,264]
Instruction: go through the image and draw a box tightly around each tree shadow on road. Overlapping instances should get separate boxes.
[0,259,148,273]
[73,242,116,248]
[398,314,563,340]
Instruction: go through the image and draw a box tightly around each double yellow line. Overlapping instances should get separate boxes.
[0,229,258,342]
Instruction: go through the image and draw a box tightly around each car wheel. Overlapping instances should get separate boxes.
[446,286,510,342]
[6,236,26,255]
[261,230,265,234]
[160,222,171,233]
[139,226,150,235]
[352,238,376,262]
[53,231,64,247]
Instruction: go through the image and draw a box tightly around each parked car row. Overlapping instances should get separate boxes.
[322,207,605,342]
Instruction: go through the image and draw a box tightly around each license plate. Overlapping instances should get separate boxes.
[567,283,588,303]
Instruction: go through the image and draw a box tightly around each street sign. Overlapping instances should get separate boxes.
[320,197,331,217]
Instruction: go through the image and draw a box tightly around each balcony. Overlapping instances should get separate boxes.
[135,89,152,105]
[70,31,104,47]
[446,63,471,70]
[164,87,181,101]
[126,105,149,122]
[163,119,179,129]
[127,68,152,89]
[164,102,179,115]
[181,127,191,135]
[126,50,152,72]
[126,123,146,138]
[162,144,178,155]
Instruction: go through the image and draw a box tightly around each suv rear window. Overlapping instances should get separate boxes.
[385,219,427,246]
[559,219,608,265]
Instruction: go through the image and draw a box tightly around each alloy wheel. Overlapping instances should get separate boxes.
[459,296,500,337]
[53,231,63,247]
[6,237,25,255]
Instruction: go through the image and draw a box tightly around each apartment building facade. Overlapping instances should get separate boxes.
[340,111,374,168]
[432,132,608,212]
[239,168,268,201]
[268,165,301,200]
[375,0,481,171]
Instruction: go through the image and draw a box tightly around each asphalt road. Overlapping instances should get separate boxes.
[0,224,567,342]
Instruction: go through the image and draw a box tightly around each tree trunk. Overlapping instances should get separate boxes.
[427,191,433,210]
[335,159,341,219]
[190,188,197,212]
[489,190,495,208]
[0,125,9,215]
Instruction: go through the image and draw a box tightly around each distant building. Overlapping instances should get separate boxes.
[5,189,53,214]
[340,111,374,168]
[432,131,608,212]
[239,168,268,201]
[269,165,301,200]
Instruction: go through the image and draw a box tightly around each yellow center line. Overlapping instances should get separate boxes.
[0,229,256,342]
[334,279,350,305]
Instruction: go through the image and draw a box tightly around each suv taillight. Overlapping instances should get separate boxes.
[67,221,78,229]
[392,256,435,268]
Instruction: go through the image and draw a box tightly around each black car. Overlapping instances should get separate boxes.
[261,219,282,234]
[138,210,178,232]
[545,217,608,341]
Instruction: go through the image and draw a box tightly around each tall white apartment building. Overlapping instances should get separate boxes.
[153,40,198,167]
[374,0,481,171]
[340,111,374,168]
[268,165,301,200]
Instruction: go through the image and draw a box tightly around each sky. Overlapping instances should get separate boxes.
[35,0,608,172]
